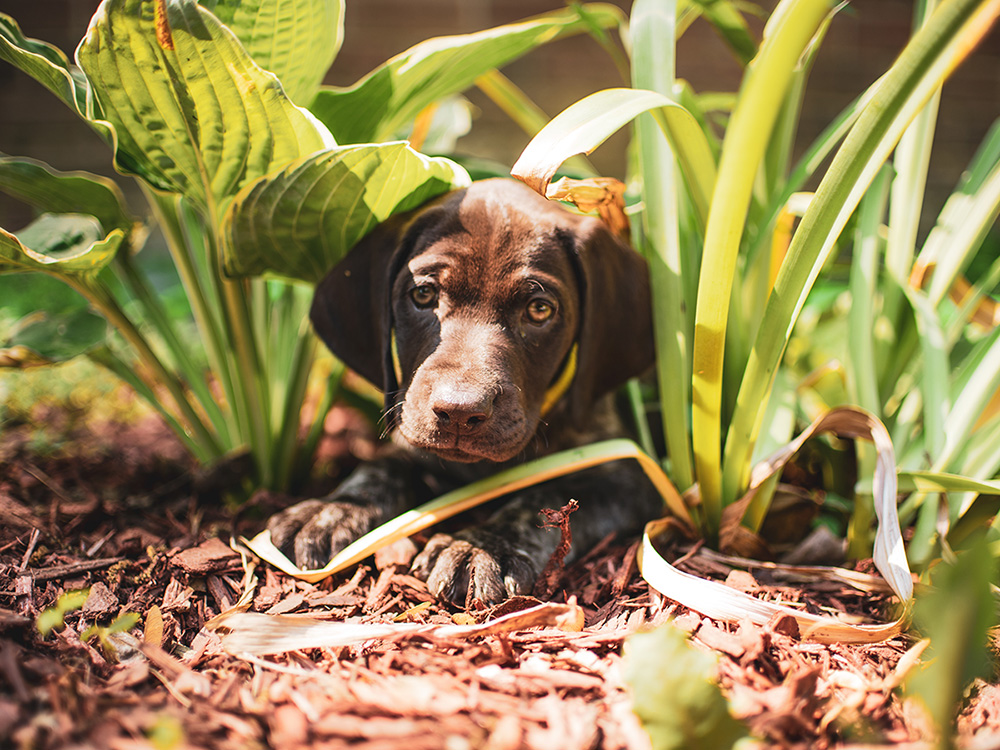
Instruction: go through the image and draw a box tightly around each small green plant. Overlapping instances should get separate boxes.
[624,623,750,750]
[36,588,90,636]
[905,538,999,748]
[0,0,624,490]
[82,611,142,658]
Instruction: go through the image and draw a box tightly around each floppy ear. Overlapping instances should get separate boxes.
[565,216,655,428]
[309,219,405,393]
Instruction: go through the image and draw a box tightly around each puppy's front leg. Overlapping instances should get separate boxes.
[268,453,422,570]
[412,462,662,605]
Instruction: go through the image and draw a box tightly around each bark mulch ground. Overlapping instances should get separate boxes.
[2,408,999,750]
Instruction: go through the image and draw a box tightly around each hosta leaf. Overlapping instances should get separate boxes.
[223,142,469,282]
[0,273,109,367]
[0,14,111,141]
[310,3,625,145]
[0,214,123,279]
[76,0,333,217]
[0,156,137,236]
[0,308,108,368]
[203,0,344,105]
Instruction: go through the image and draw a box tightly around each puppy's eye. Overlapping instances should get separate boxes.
[525,298,555,325]
[410,283,438,309]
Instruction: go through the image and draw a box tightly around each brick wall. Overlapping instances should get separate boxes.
[1,1,998,235]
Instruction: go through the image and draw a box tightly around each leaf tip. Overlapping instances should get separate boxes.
[155,0,174,51]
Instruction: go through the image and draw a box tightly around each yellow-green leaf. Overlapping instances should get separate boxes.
[76,0,333,217]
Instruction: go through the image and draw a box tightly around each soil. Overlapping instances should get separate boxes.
[2,404,999,750]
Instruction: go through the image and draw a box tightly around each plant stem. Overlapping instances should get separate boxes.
[631,0,696,495]
[296,360,344,480]
[273,328,318,491]
[693,0,834,532]
[145,187,242,443]
[112,253,231,443]
[75,278,222,460]
[209,227,273,487]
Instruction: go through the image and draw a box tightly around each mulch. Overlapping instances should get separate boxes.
[2,409,999,749]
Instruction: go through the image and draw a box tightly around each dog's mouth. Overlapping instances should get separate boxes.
[398,424,530,464]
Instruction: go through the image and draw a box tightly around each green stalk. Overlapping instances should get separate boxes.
[75,278,221,460]
[885,0,940,285]
[847,166,892,417]
[721,0,1000,514]
[691,0,834,533]
[112,253,231,443]
[295,359,345,482]
[145,187,243,444]
[215,240,273,486]
[88,346,204,459]
[880,0,942,341]
[272,328,318,492]
[625,380,657,460]
[631,0,695,493]
[746,90,866,271]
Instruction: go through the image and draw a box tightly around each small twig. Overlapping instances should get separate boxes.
[18,556,125,582]
[18,529,40,573]
[21,462,75,504]
[610,540,640,598]
[532,499,579,599]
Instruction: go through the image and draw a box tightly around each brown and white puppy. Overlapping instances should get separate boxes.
[268,178,662,604]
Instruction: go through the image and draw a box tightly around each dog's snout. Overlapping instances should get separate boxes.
[431,385,496,435]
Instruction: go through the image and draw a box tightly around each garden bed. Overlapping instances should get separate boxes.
[3,404,998,750]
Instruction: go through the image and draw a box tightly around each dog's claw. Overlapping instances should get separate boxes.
[411,531,537,606]
[267,498,384,571]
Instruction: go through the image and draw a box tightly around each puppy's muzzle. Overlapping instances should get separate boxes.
[429,383,497,436]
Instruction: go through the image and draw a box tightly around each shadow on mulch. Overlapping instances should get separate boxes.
[2,410,999,750]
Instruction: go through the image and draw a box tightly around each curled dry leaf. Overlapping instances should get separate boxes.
[545,176,630,238]
[212,599,585,655]
[639,405,913,644]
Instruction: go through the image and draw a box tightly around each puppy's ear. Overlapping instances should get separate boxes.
[310,219,404,392]
[566,216,655,428]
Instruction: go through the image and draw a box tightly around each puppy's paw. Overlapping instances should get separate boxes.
[267,499,383,571]
[411,530,538,606]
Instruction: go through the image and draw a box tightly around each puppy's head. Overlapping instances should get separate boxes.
[310,178,653,462]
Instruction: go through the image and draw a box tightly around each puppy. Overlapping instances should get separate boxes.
[268,178,663,604]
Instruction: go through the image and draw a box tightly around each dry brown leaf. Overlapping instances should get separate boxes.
[545,176,630,238]
[143,604,164,647]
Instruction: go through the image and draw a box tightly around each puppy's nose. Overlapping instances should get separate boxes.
[431,386,495,435]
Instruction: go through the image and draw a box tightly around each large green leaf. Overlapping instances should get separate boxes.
[76,0,333,217]
[0,156,137,237]
[0,14,111,142]
[1,308,109,368]
[309,3,625,145]
[1,214,124,279]
[0,273,109,367]
[202,0,344,105]
[223,142,469,282]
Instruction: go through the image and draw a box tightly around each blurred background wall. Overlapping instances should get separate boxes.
[1,0,998,235]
